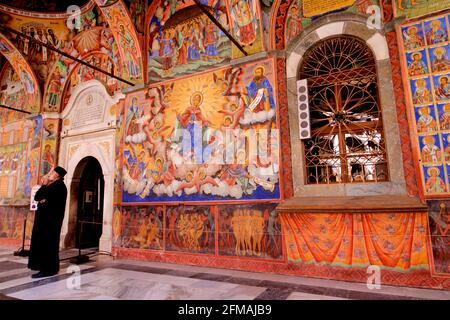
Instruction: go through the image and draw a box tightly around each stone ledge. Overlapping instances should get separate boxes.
[276,195,427,213]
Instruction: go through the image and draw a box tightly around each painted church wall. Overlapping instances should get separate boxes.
[122,58,281,203]
[0,115,42,206]
[397,7,450,277]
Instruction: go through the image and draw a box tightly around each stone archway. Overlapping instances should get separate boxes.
[284,14,407,197]
[58,80,124,253]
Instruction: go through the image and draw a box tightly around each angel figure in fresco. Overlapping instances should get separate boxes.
[232,0,257,46]
[427,20,448,45]
[126,146,149,181]
[403,26,424,51]
[408,52,428,76]
[441,104,450,131]
[435,76,450,101]
[432,47,450,73]
[421,136,441,163]
[213,67,242,96]
[175,168,219,194]
[150,157,176,186]
[413,79,432,105]
[219,101,245,129]
[286,3,302,43]
[417,106,437,133]
[425,167,446,193]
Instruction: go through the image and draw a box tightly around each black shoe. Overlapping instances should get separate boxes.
[31,271,57,279]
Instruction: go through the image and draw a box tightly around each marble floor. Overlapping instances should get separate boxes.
[0,246,449,300]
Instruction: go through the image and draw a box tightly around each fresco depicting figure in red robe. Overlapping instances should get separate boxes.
[232,0,257,46]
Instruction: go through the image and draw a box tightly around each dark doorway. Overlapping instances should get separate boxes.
[76,157,104,249]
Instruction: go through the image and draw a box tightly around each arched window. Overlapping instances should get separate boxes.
[299,36,388,184]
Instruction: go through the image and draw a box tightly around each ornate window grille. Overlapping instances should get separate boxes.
[299,36,389,184]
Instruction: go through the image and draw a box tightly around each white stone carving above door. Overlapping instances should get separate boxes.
[60,80,124,137]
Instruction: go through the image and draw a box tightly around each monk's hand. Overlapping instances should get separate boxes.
[39,199,47,204]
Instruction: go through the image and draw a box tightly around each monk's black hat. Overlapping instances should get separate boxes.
[54,166,67,178]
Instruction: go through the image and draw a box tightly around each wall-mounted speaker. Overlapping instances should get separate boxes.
[296,79,310,140]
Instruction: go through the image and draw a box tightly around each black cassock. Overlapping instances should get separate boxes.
[28,179,67,273]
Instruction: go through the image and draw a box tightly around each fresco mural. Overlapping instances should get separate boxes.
[0,64,28,114]
[394,0,450,19]
[122,58,280,203]
[120,206,164,250]
[0,4,104,83]
[281,0,377,48]
[95,0,144,83]
[0,5,125,112]
[0,115,42,205]
[401,14,450,196]
[40,118,60,177]
[227,0,264,58]
[61,52,119,109]
[114,99,126,204]
[0,34,40,113]
[0,206,33,240]
[123,0,146,35]
[165,205,215,254]
[218,203,283,259]
[427,200,450,275]
[147,0,232,83]
[112,206,122,246]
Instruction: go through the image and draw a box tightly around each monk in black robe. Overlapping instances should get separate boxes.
[28,166,67,278]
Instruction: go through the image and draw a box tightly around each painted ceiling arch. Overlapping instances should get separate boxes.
[93,0,145,84]
[0,33,41,113]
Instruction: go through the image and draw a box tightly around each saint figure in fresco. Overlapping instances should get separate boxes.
[232,0,257,46]
[425,167,446,193]
[441,104,450,131]
[203,19,219,58]
[403,26,424,51]
[126,97,142,139]
[408,52,428,76]
[176,25,188,65]
[427,20,448,45]
[444,136,450,161]
[243,65,274,113]
[432,47,450,73]
[436,76,450,101]
[119,25,140,79]
[286,3,302,43]
[48,66,64,110]
[417,106,437,133]
[179,91,207,158]
[413,79,432,105]
[161,29,175,71]
[421,136,441,163]
[42,144,55,175]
